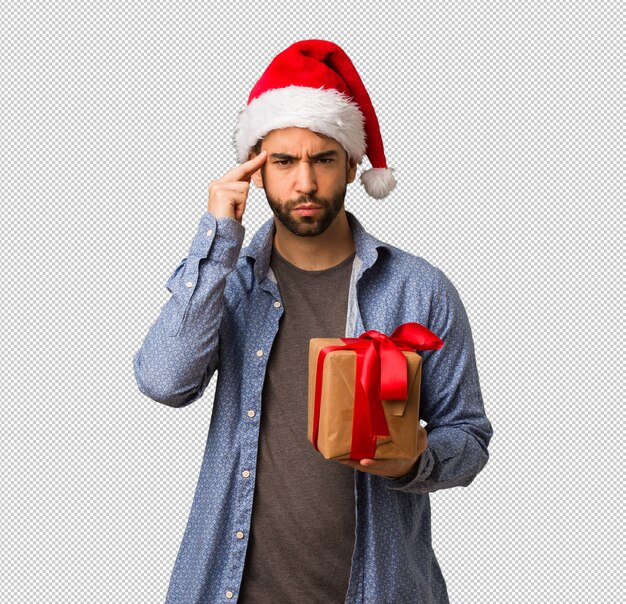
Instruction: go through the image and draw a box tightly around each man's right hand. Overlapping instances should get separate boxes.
[207,150,267,223]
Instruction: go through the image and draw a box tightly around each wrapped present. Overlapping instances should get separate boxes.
[307,322,443,461]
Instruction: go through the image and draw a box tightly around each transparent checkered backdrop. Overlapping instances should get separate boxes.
[0,2,622,603]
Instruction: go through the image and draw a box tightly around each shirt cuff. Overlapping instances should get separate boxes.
[188,211,245,266]
[380,447,435,490]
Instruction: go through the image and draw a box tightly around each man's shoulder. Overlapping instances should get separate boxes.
[349,212,445,283]
[370,239,469,335]
[374,238,447,288]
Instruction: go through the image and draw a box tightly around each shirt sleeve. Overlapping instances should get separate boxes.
[382,268,493,494]
[133,211,245,407]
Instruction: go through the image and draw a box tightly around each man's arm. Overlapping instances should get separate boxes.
[381,268,493,494]
[132,213,244,407]
[133,152,267,408]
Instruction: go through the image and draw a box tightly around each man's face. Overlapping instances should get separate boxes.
[250,127,357,237]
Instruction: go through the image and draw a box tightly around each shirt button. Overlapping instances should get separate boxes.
[256,349,263,357]
[225,591,233,599]
[185,281,194,288]
[274,301,281,308]
[247,410,255,418]
[236,531,244,539]
[242,470,250,478]
[206,228,213,237]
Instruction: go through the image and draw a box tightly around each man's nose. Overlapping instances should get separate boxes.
[294,161,317,195]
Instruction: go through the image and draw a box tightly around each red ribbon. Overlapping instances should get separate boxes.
[312,322,444,460]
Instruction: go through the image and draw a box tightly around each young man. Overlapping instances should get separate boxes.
[134,40,493,603]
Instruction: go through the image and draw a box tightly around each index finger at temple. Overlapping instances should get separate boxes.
[231,150,268,181]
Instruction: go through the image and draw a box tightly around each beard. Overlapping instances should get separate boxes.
[265,182,348,237]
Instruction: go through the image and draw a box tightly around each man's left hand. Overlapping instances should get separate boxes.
[336,425,428,478]
[336,456,419,478]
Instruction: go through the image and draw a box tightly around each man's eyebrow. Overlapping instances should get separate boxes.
[269,150,339,160]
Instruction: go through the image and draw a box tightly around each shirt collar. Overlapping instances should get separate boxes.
[240,210,391,283]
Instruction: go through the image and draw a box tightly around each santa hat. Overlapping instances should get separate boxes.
[233,39,397,199]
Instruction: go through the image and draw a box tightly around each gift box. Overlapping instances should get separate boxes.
[307,322,443,461]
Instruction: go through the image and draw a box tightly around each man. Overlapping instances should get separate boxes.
[134,40,493,603]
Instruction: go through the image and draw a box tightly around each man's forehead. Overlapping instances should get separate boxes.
[261,127,343,151]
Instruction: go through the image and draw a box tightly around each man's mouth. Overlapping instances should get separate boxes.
[293,205,322,216]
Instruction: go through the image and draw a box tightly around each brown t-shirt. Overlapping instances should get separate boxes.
[238,246,357,603]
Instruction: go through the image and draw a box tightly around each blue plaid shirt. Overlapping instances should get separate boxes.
[133,210,493,603]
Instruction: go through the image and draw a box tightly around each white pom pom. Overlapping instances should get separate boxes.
[359,167,397,199]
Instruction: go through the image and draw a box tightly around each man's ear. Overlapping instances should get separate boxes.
[346,156,357,184]
[248,151,264,188]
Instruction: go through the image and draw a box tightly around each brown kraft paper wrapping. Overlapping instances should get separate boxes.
[307,338,423,460]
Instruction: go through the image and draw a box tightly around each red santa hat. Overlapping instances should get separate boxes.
[233,39,397,199]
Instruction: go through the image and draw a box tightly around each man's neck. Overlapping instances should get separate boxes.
[272,210,355,271]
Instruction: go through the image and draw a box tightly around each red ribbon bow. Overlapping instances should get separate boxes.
[312,322,444,460]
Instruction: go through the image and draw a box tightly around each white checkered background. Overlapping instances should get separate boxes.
[0,2,622,602]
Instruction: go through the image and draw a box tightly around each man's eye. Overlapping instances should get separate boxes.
[274,158,332,165]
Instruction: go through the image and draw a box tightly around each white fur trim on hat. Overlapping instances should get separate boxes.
[234,85,366,163]
[359,167,397,199]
